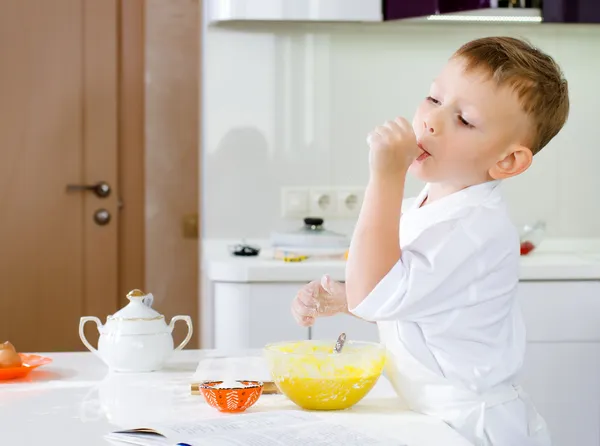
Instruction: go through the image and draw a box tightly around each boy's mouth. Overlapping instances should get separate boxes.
[416,141,431,162]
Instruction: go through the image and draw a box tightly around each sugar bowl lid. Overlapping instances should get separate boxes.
[102,289,168,335]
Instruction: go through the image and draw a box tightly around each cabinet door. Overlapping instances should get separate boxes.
[384,0,437,20]
[384,0,492,21]
[517,281,600,446]
[543,0,600,23]
[213,283,309,351]
[519,343,600,446]
[310,314,380,343]
[518,281,600,342]
[248,283,311,347]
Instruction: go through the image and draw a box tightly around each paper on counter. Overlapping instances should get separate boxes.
[106,410,407,446]
[190,411,407,446]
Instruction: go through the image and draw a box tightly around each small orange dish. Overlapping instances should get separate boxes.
[0,354,53,381]
[199,380,263,413]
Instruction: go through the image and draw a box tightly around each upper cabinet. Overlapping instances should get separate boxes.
[384,0,505,21]
[543,0,600,23]
[205,0,599,25]
[204,0,383,23]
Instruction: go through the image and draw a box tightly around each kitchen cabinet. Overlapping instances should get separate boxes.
[384,0,600,23]
[205,0,544,24]
[205,0,600,24]
[384,0,499,21]
[210,279,600,446]
[212,281,378,350]
[213,282,309,351]
[543,0,600,23]
[516,281,600,446]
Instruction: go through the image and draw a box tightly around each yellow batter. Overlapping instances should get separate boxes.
[264,340,386,411]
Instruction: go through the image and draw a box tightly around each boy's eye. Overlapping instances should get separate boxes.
[459,116,474,128]
[426,96,440,105]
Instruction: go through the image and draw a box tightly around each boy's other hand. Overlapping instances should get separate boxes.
[367,117,421,178]
[291,275,347,327]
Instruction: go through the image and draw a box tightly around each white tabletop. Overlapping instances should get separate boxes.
[0,351,472,446]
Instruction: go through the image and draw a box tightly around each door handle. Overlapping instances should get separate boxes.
[66,181,111,198]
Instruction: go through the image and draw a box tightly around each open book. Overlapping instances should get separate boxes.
[105,410,406,446]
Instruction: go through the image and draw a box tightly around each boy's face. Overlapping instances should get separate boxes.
[410,57,531,186]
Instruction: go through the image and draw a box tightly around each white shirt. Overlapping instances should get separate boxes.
[350,180,550,446]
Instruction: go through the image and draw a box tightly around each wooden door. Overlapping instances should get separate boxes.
[0,0,120,352]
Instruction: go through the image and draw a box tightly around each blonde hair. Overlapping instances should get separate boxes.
[454,36,569,154]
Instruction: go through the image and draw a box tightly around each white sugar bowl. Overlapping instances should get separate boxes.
[79,289,193,372]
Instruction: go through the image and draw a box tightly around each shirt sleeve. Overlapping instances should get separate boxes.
[349,219,507,322]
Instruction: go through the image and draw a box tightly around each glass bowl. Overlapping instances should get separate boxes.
[520,220,546,255]
[263,340,386,411]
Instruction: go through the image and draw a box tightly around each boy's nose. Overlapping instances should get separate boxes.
[423,120,436,134]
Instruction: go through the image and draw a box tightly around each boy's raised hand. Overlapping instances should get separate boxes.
[367,117,422,178]
[291,275,347,327]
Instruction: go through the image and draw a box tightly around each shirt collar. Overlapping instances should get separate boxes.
[401,180,503,246]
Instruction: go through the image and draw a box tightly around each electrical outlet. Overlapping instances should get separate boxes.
[281,187,309,218]
[335,187,364,218]
[308,188,336,217]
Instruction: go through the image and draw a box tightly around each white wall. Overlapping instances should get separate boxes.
[203,22,600,239]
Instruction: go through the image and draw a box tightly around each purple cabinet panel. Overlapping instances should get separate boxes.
[384,0,491,20]
[543,0,600,23]
[382,0,600,23]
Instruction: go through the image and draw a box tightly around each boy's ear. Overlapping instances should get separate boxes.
[489,144,533,180]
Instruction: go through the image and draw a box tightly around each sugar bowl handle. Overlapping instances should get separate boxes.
[79,316,102,357]
[169,315,193,351]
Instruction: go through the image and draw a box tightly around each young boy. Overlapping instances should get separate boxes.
[291,37,569,446]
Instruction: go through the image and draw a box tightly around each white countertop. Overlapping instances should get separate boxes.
[203,238,600,282]
[0,351,472,446]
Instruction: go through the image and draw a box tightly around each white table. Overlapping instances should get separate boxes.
[0,351,472,446]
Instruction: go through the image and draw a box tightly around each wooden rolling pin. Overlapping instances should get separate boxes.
[191,381,280,395]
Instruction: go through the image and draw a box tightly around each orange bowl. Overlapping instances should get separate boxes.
[0,354,53,381]
[199,380,263,413]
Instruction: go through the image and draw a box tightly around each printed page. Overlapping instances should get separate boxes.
[193,420,407,446]
[106,411,406,446]
[153,410,317,439]
[106,411,319,445]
